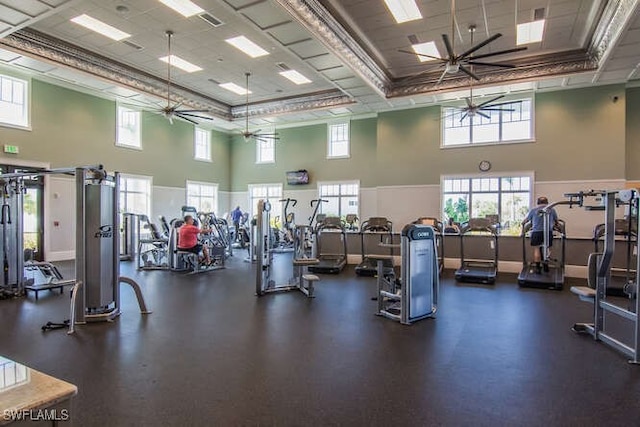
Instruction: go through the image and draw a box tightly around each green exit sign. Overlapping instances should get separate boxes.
[3,145,19,154]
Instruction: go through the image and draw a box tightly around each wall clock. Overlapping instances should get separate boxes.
[479,160,492,172]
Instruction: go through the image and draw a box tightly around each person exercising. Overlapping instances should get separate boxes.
[522,196,558,274]
[178,215,211,265]
[231,206,243,241]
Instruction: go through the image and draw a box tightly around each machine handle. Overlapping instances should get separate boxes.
[1,204,10,225]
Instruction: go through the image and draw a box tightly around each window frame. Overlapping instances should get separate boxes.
[440,95,535,148]
[327,121,350,159]
[248,183,283,221]
[116,104,142,150]
[317,180,360,220]
[255,137,275,164]
[186,180,219,215]
[119,173,153,217]
[0,73,30,130]
[194,127,212,162]
[440,172,534,234]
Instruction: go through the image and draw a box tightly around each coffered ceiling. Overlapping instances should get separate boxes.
[0,0,639,131]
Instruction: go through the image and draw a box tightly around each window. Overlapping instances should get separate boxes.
[327,122,350,158]
[194,127,211,161]
[116,105,141,149]
[248,184,282,222]
[318,181,359,220]
[442,98,532,147]
[256,138,275,164]
[119,174,152,217]
[442,175,531,235]
[186,181,218,214]
[0,74,29,128]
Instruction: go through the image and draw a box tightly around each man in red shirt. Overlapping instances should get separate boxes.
[178,215,211,265]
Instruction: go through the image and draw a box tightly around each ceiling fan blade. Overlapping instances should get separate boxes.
[177,112,213,120]
[480,107,515,112]
[442,34,455,59]
[477,111,491,119]
[436,68,448,84]
[469,46,527,61]
[477,95,505,108]
[398,64,445,84]
[467,61,516,69]
[458,33,502,60]
[459,112,469,123]
[458,64,480,81]
[485,100,523,107]
[177,109,211,113]
[398,49,445,62]
[464,97,473,108]
[175,113,198,125]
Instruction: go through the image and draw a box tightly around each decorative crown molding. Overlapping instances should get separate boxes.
[273,0,390,98]
[588,0,640,65]
[231,90,354,119]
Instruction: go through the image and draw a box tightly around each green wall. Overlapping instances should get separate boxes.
[229,117,377,191]
[626,86,640,181]
[229,84,629,189]
[0,75,635,191]
[0,79,231,189]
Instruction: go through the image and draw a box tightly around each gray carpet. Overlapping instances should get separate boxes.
[1,256,639,427]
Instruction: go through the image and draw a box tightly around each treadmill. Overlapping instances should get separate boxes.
[355,217,393,276]
[454,218,498,284]
[518,220,566,291]
[592,218,637,296]
[308,216,347,274]
[413,217,444,274]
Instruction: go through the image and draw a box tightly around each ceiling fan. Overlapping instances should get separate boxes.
[399,0,527,84]
[445,27,521,122]
[157,30,212,125]
[240,72,279,143]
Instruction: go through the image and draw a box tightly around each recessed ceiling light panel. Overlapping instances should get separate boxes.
[225,36,269,58]
[383,0,422,24]
[159,55,202,73]
[158,0,204,17]
[411,41,441,62]
[220,82,251,95]
[517,20,545,45]
[70,14,130,41]
[279,70,312,85]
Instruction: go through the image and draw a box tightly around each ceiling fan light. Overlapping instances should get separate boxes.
[411,41,440,62]
[279,70,312,85]
[158,0,204,18]
[219,82,251,95]
[383,0,422,24]
[517,19,545,45]
[445,63,460,74]
[225,36,269,58]
[70,14,130,41]
[159,55,202,73]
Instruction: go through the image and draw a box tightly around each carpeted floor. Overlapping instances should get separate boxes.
[1,255,639,427]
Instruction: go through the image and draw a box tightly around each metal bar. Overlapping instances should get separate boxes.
[600,300,637,321]
[119,276,151,314]
[67,281,83,335]
[73,168,86,324]
[0,165,103,179]
[113,173,121,313]
[598,332,635,359]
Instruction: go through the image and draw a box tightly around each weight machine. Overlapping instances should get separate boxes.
[0,166,151,333]
[373,224,439,325]
[568,189,640,364]
[255,199,320,297]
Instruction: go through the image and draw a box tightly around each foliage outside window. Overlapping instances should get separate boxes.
[442,98,532,147]
[194,127,211,161]
[116,105,141,149]
[442,175,531,235]
[187,181,218,214]
[327,122,350,158]
[318,181,359,221]
[0,74,29,128]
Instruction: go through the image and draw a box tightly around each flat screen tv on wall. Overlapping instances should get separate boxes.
[286,170,309,185]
